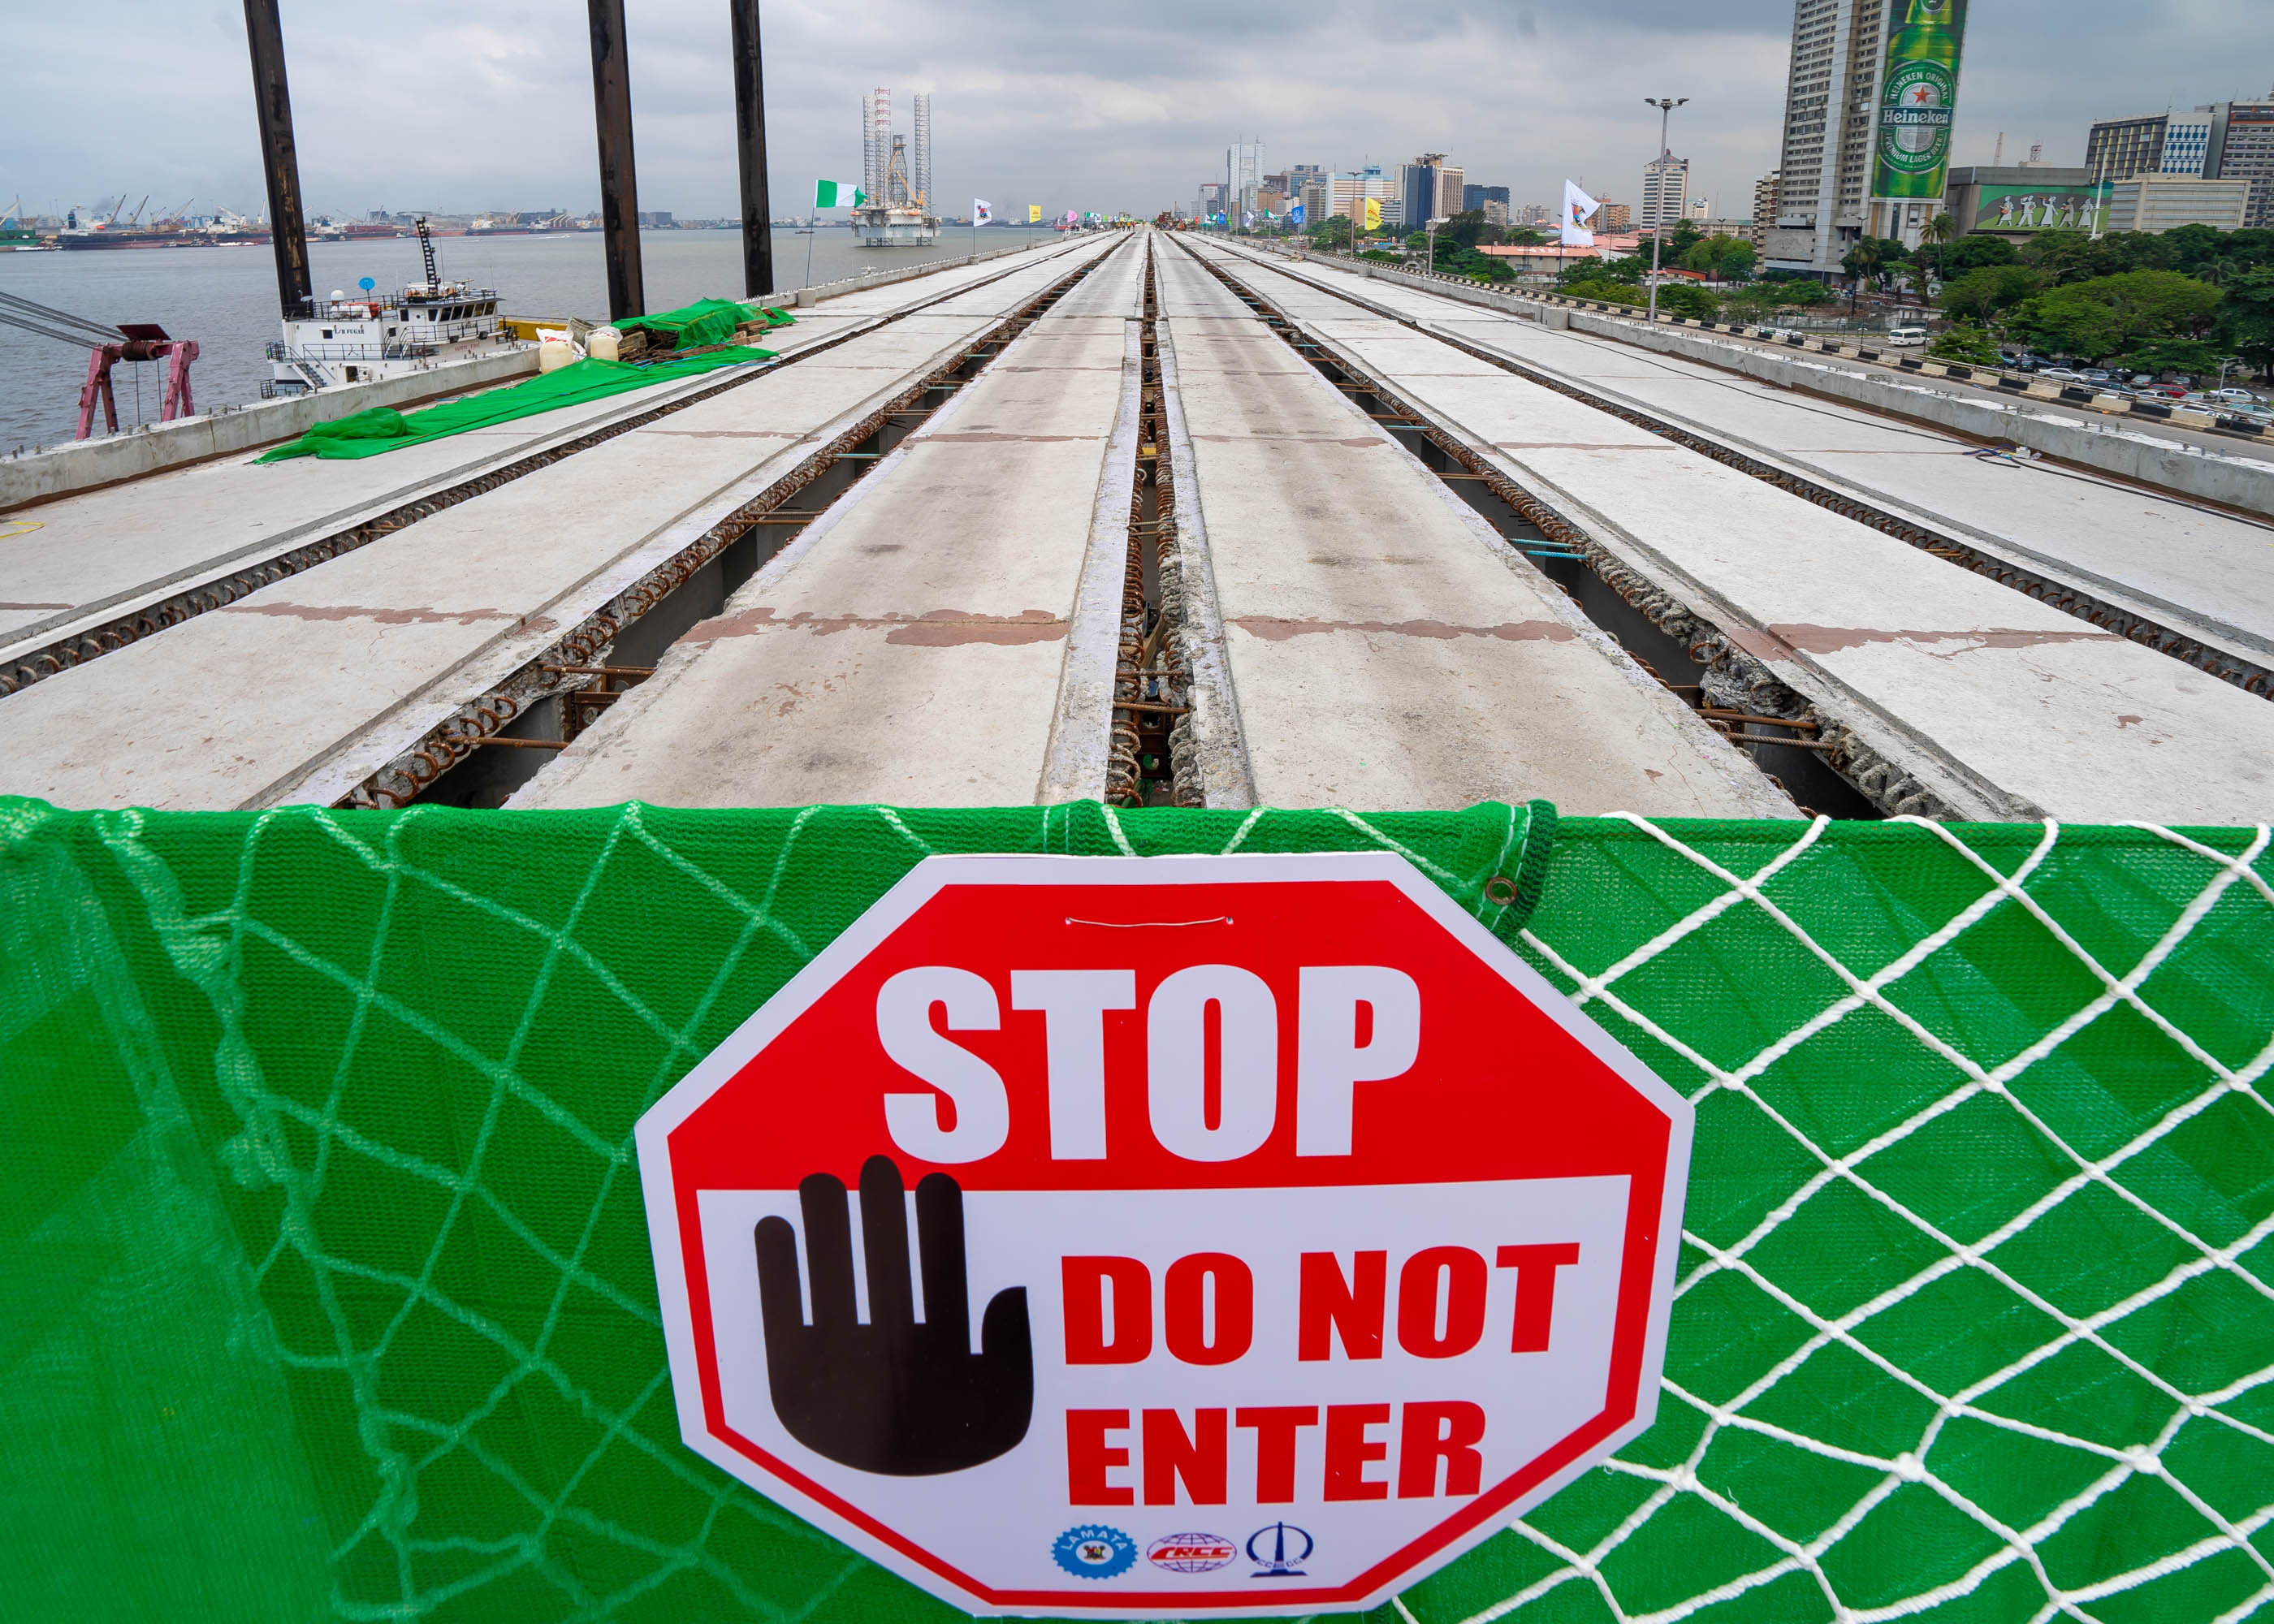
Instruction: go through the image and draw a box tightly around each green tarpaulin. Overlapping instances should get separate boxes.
[622,296,794,351]
[2,797,2269,1622]
[255,344,781,463]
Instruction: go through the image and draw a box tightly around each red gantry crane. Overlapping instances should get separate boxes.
[0,292,199,438]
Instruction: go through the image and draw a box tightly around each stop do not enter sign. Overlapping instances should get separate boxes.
[640,852,1693,1616]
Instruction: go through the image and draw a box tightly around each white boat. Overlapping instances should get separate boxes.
[262,218,527,395]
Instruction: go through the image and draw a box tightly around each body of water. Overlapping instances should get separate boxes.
[0,224,1056,454]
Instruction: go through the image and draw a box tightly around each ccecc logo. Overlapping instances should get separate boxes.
[1247,1522,1314,1579]
[1148,1532,1238,1574]
[1052,1524,1137,1580]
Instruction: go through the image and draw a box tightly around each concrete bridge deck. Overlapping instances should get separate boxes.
[0,235,1124,811]
[512,234,1150,809]
[1212,238,2274,676]
[1185,235,2274,823]
[0,235,1104,695]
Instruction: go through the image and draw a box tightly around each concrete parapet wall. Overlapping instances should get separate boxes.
[0,348,540,515]
[1286,248,2274,517]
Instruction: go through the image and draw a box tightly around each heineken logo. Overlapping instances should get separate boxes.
[1876,62,1955,175]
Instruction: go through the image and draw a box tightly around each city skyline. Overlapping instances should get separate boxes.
[4,1,2270,227]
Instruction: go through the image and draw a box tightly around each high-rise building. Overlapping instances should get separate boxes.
[1688,197,1714,220]
[1227,140,1266,218]
[1300,181,1330,222]
[1399,155,1446,233]
[1765,0,1967,273]
[1641,151,1690,228]
[2160,113,2215,175]
[1598,202,1633,231]
[2087,97,2274,228]
[1436,166,1466,222]
[2210,99,2274,227]
[1751,171,1780,248]
[1481,199,1510,227]
[2107,173,2251,234]
[1197,182,1226,221]
[1328,170,1391,222]
[2086,114,2168,184]
[1463,184,1511,212]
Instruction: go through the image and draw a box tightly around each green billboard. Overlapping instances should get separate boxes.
[1974,183,2111,234]
[1871,0,1969,201]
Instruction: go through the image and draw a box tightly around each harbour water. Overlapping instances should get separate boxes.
[0,224,1053,454]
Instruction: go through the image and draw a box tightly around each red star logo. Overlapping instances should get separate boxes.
[1912,87,1933,105]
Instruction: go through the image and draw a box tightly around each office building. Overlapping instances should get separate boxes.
[2160,113,2215,175]
[1197,182,1226,221]
[1399,156,1447,233]
[1688,197,1714,220]
[1750,171,1780,248]
[1766,0,1892,274]
[2211,99,2274,227]
[1941,165,2098,238]
[2088,95,2274,229]
[1287,163,1328,196]
[1515,201,1551,226]
[1598,201,1632,231]
[1227,141,1265,218]
[2085,114,2169,184]
[1641,151,1689,229]
[1463,184,1511,212]
[1436,166,1466,222]
[1328,169,1392,223]
[1300,181,1329,222]
[1481,199,1510,227]
[1256,188,1286,219]
[2107,173,2251,234]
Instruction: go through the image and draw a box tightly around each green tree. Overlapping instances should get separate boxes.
[2114,338,2227,376]
[1937,264,2045,324]
[1656,283,1718,319]
[1504,227,1548,248]
[2211,266,2274,376]
[1939,233,2019,274]
[1929,322,2002,365]
[2012,270,2220,361]
[1917,211,1957,282]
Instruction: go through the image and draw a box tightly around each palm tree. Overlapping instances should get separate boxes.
[1920,212,1957,286]
[1848,237,1885,313]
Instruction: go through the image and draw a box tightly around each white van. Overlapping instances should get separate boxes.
[1884,324,1928,348]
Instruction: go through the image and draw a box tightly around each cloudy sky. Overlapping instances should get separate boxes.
[6,0,2272,225]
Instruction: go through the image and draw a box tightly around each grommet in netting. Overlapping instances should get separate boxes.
[1484,875,1520,907]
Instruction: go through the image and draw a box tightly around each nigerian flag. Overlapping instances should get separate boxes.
[815,179,867,209]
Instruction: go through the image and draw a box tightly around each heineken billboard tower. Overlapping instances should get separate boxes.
[1870,0,1969,243]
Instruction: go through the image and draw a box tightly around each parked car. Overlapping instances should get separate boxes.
[2077,369,2114,384]
[2210,387,2260,404]
[2038,368,2082,382]
[2129,374,2156,387]
[2141,385,2188,399]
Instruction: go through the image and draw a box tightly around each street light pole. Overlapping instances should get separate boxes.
[1644,96,1688,326]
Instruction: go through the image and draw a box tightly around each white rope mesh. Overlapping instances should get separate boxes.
[79,803,2274,1622]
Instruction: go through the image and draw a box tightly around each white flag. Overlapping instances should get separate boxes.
[973,198,992,227]
[1561,179,1601,248]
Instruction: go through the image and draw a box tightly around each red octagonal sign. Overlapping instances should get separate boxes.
[640,853,1692,1616]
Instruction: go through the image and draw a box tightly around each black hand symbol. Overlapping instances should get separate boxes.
[754,1155,1032,1475]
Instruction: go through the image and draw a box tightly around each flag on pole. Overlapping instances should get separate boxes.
[1027,204,1042,223]
[1561,179,1600,247]
[1360,197,1381,233]
[1289,202,1306,226]
[973,198,992,226]
[814,179,867,209]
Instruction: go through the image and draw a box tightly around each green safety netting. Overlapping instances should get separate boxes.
[621,296,796,351]
[2,796,2269,1623]
[257,323,788,464]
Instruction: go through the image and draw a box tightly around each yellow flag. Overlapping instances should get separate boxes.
[1028,204,1043,223]
[1361,197,1381,233]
